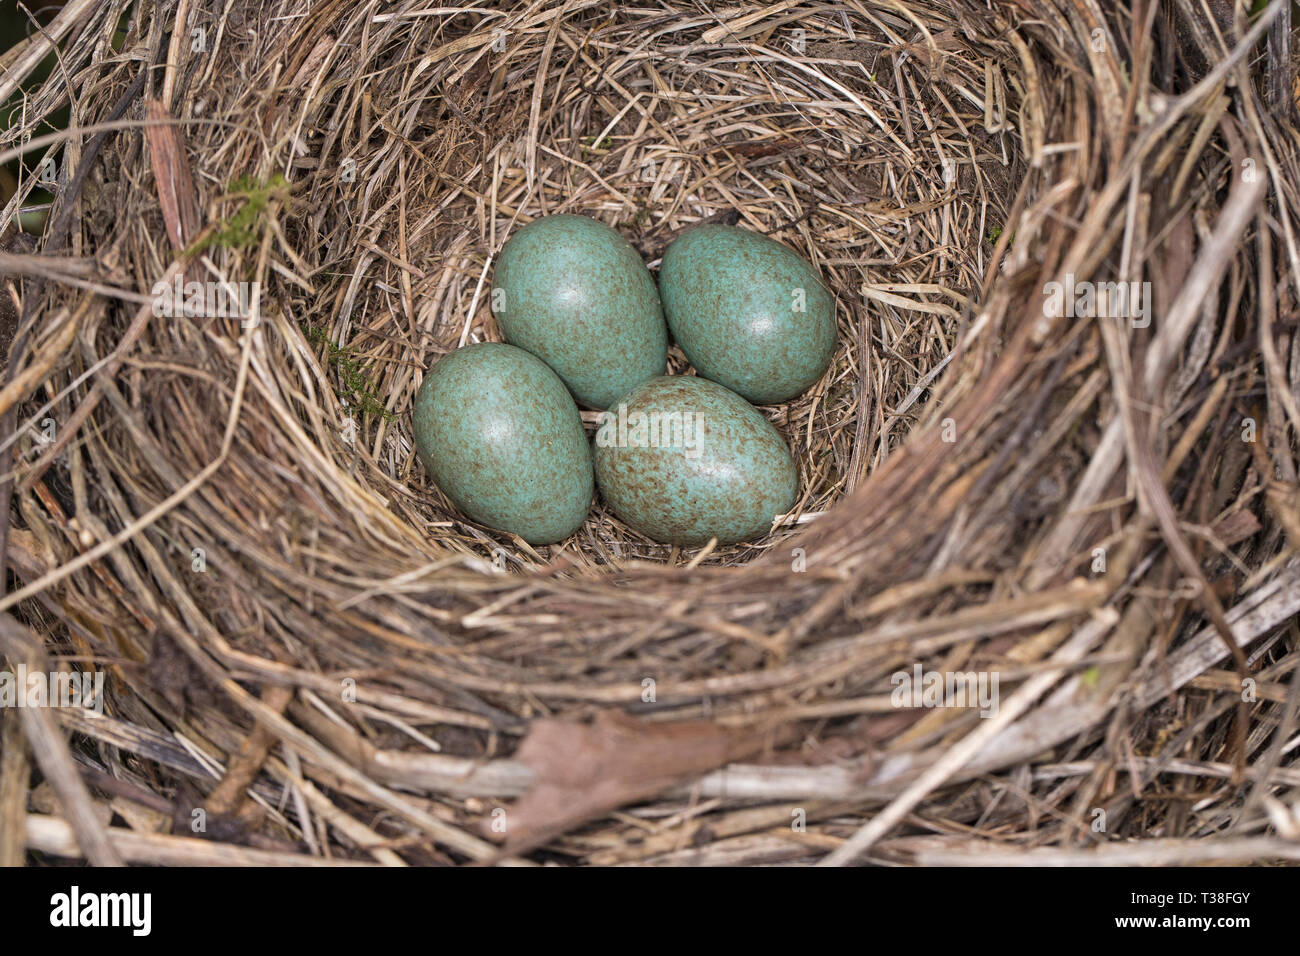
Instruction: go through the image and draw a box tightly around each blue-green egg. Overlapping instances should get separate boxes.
[491,214,667,409]
[413,343,593,544]
[593,376,798,546]
[657,224,837,405]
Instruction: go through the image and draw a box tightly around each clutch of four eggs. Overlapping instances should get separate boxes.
[413,214,837,546]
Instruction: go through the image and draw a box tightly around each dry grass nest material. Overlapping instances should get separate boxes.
[1,0,1299,866]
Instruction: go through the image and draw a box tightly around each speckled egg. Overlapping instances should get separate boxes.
[593,376,798,546]
[491,214,667,409]
[657,224,836,405]
[413,343,593,544]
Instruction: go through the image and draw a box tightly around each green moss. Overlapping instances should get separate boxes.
[301,324,396,422]
[580,134,612,152]
[186,173,290,256]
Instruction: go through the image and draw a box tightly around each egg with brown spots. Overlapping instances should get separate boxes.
[593,376,798,546]
[413,343,593,544]
[657,224,836,405]
[491,214,667,409]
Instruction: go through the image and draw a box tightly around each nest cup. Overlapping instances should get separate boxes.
[387,15,993,563]
[4,0,1300,866]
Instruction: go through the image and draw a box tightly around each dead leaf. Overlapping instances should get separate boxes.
[143,99,201,252]
[492,709,775,855]
[1210,508,1261,548]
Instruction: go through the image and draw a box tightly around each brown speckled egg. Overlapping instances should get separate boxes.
[413,343,593,544]
[491,214,667,409]
[658,224,836,405]
[593,376,798,546]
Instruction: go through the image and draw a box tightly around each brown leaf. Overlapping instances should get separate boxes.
[1210,508,1261,548]
[493,709,769,855]
[143,99,201,251]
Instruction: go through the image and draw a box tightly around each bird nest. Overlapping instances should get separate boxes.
[2,0,1299,866]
